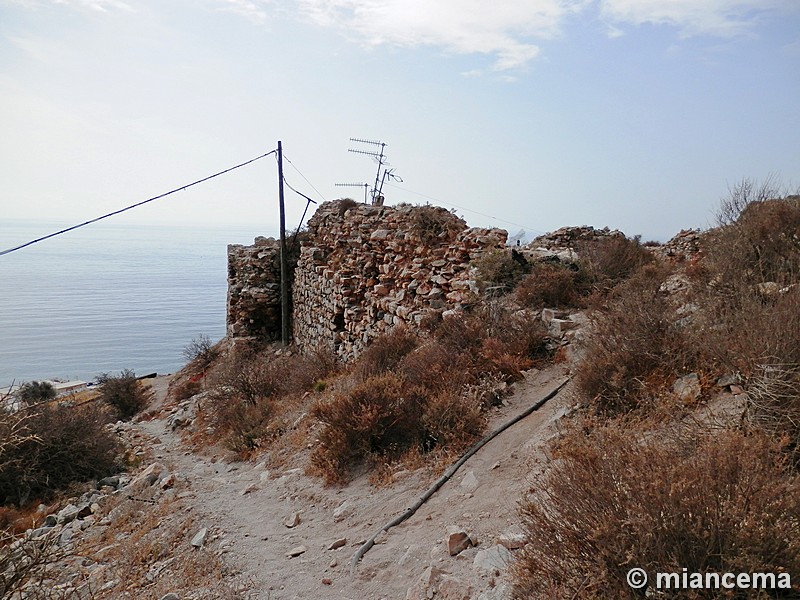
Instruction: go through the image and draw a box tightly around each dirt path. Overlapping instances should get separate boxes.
[136,366,573,599]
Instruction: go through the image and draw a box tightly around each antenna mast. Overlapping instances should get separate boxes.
[346,138,400,206]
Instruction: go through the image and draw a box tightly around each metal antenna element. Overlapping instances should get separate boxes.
[335,182,370,204]
[349,137,383,146]
[346,138,399,206]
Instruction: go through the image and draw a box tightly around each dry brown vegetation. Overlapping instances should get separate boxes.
[0,403,119,507]
[513,424,800,599]
[482,234,653,308]
[309,308,551,484]
[514,182,800,598]
[575,264,700,416]
[202,347,338,458]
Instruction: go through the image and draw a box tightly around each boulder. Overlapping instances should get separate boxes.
[190,527,207,548]
[473,544,512,573]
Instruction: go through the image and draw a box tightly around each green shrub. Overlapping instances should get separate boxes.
[17,381,56,406]
[96,370,154,420]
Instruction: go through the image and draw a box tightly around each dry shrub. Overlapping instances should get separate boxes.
[472,249,529,293]
[410,205,465,243]
[484,306,551,363]
[172,378,203,402]
[421,390,484,451]
[208,347,338,457]
[693,287,800,380]
[748,362,800,468]
[17,382,56,406]
[397,341,476,392]
[336,197,359,215]
[429,311,485,350]
[310,310,552,482]
[216,396,276,456]
[715,175,788,227]
[96,370,154,420]
[706,194,800,292]
[411,310,548,388]
[0,403,119,506]
[182,333,219,368]
[513,425,800,599]
[0,528,65,598]
[576,235,653,295]
[576,266,696,416]
[310,374,426,483]
[351,327,419,380]
[515,263,579,308]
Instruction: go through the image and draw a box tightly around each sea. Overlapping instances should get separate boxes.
[0,219,275,387]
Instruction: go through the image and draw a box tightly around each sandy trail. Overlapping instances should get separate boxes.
[137,365,572,599]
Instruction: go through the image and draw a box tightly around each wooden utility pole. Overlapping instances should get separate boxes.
[277,140,290,345]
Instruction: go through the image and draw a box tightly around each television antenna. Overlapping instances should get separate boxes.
[343,138,401,205]
[334,182,370,204]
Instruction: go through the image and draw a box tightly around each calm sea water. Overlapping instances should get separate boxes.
[0,220,274,386]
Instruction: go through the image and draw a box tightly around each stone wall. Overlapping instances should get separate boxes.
[293,200,507,358]
[226,200,507,360]
[226,237,283,342]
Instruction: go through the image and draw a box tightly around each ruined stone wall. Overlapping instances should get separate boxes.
[225,200,508,359]
[226,237,283,342]
[292,200,507,359]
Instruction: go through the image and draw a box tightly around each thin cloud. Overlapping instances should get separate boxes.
[296,0,589,70]
[53,0,132,11]
[217,0,274,24]
[600,0,795,38]
[3,0,133,11]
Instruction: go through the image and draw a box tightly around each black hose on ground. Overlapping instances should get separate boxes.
[350,377,571,574]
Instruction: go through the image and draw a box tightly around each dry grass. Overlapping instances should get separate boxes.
[513,423,800,599]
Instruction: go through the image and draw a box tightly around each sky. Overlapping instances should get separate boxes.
[1,0,798,242]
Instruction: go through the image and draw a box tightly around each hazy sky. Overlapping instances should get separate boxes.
[1,0,798,241]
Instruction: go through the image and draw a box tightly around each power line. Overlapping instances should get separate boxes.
[283,153,327,203]
[0,149,278,257]
[282,176,319,244]
[383,182,545,236]
[283,177,319,207]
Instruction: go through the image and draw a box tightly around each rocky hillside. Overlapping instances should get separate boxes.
[3,189,799,599]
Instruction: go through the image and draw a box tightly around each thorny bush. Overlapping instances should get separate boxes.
[513,424,800,599]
